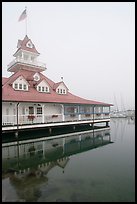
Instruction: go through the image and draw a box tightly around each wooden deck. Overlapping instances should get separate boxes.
[2,118,110,132]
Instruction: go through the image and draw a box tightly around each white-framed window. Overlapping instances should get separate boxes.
[34,75,40,81]
[37,86,50,93]
[13,83,28,91]
[22,107,25,115]
[42,87,44,92]
[29,107,34,115]
[45,87,48,92]
[37,107,42,115]
[19,84,22,89]
[57,88,66,95]
[14,83,18,89]
[23,84,27,90]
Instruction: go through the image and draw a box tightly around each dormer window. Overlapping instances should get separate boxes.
[37,79,50,93]
[13,76,29,91]
[13,83,28,91]
[37,86,50,93]
[57,88,67,95]
[55,82,68,95]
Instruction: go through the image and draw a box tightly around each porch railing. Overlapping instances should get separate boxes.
[2,113,110,126]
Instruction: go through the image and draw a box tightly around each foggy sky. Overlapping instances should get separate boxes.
[2,2,135,110]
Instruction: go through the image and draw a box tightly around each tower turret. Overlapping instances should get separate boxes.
[7,35,47,73]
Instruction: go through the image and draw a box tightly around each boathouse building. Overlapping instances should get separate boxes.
[2,35,112,135]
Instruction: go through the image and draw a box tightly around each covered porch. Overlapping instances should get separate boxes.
[2,102,110,126]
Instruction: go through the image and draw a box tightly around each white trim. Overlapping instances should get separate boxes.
[2,119,110,131]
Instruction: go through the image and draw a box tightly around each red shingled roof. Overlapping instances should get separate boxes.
[2,77,9,85]
[2,69,112,106]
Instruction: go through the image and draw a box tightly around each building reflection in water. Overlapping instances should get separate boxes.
[2,127,113,202]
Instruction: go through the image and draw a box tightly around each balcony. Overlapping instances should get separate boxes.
[7,57,46,71]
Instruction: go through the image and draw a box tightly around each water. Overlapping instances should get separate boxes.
[2,118,135,202]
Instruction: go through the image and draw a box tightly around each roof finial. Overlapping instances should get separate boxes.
[61,77,63,81]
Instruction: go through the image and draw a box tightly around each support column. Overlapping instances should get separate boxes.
[61,104,65,121]
[63,137,66,154]
[42,104,45,123]
[78,106,81,120]
[93,105,95,127]
[21,52,24,59]
[42,141,45,158]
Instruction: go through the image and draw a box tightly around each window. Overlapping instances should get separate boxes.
[29,107,34,115]
[57,88,66,94]
[14,83,18,89]
[38,86,41,92]
[34,74,40,81]
[79,106,91,114]
[14,83,28,91]
[6,108,9,115]
[45,87,49,92]
[22,107,25,115]
[38,86,49,93]
[23,84,27,90]
[37,107,42,115]
[64,106,78,114]
[19,84,22,90]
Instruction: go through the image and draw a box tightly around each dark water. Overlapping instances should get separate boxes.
[2,118,135,202]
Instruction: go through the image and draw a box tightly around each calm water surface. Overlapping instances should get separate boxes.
[2,118,135,202]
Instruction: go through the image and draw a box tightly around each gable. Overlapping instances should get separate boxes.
[37,79,50,87]
[55,82,68,95]
[57,82,67,90]
[37,79,51,93]
[13,75,29,85]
